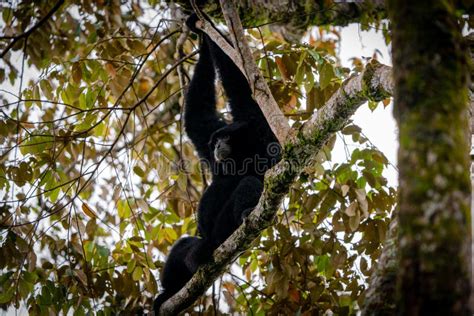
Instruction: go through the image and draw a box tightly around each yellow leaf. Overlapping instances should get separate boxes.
[105,63,116,78]
[82,203,97,218]
[138,77,152,96]
[132,266,143,281]
[72,63,82,84]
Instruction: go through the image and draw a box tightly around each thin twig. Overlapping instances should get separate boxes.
[0,0,66,59]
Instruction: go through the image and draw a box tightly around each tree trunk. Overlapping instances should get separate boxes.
[388,1,471,314]
[468,31,474,311]
[362,216,398,315]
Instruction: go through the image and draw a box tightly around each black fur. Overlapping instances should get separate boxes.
[153,14,280,312]
[153,237,200,311]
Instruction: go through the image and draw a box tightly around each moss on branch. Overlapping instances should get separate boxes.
[158,60,393,315]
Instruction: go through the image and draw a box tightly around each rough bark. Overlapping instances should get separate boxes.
[361,216,398,316]
[218,0,290,142]
[157,60,393,315]
[388,1,471,314]
[192,14,290,143]
[362,32,474,315]
[467,31,474,312]
[468,33,474,132]
[170,0,386,31]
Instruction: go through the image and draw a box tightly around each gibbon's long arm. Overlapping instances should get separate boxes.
[204,34,262,122]
[184,36,226,164]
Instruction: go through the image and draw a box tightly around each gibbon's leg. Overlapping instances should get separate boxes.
[210,176,263,247]
[231,176,264,222]
[153,237,201,311]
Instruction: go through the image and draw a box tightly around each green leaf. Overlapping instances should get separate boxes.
[117,200,132,218]
[2,8,13,24]
[20,135,54,155]
[79,93,87,109]
[85,88,96,108]
[97,245,109,257]
[133,166,145,177]
[320,62,335,90]
[294,63,305,86]
[0,286,14,304]
[45,176,60,202]
[368,100,378,111]
[304,69,315,92]
[18,278,34,298]
[264,40,281,51]
[132,266,143,281]
[341,124,362,135]
[316,255,330,274]
[308,49,320,62]
[127,259,137,273]
[33,85,41,108]
[39,79,54,100]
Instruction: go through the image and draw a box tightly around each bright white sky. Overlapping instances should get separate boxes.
[1,22,399,187]
[337,23,398,185]
[0,20,400,316]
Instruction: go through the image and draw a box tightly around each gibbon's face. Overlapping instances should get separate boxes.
[214,136,231,162]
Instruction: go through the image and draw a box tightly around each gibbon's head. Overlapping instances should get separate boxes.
[213,135,231,162]
[209,121,249,163]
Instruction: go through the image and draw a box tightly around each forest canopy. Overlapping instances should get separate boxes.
[0,1,472,315]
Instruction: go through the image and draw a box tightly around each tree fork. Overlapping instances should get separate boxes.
[157,60,393,315]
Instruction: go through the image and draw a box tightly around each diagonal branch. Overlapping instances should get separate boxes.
[0,0,66,59]
[168,0,387,32]
[218,0,290,143]
[192,2,290,143]
[158,60,393,315]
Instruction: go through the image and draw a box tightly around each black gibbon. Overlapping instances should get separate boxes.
[153,14,281,312]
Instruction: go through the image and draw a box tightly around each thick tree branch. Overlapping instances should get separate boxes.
[468,33,474,133]
[169,0,386,32]
[192,2,290,143]
[464,31,474,312]
[218,0,290,143]
[157,60,393,315]
[196,19,246,74]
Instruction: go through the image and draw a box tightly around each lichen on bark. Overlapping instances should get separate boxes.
[166,0,386,41]
[388,0,471,314]
[158,59,394,314]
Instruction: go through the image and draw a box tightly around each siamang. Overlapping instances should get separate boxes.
[153,14,281,312]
